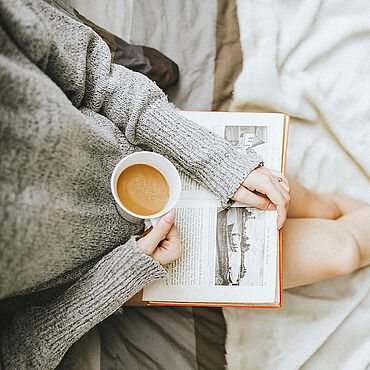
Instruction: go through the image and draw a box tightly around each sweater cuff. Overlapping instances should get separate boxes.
[136,99,263,203]
[1,237,167,369]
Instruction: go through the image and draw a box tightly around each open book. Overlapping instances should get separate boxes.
[128,111,289,307]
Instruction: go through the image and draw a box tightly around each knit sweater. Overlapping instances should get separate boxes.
[0,0,261,368]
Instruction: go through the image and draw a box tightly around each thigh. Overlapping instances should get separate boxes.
[282,218,354,289]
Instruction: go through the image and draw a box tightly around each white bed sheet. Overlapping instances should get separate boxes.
[225,1,370,369]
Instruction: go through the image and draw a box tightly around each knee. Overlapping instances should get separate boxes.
[329,225,361,277]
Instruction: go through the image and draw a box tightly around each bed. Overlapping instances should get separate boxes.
[61,0,370,368]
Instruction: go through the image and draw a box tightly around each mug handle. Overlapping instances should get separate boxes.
[144,217,159,230]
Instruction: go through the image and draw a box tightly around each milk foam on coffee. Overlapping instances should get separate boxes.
[116,164,169,216]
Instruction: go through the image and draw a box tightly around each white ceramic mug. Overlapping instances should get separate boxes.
[111,151,182,226]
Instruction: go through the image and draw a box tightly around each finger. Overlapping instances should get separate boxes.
[243,168,289,189]
[161,240,183,258]
[165,223,180,241]
[246,176,288,227]
[240,168,288,228]
[142,226,153,238]
[277,179,290,193]
[273,181,290,203]
[138,211,175,255]
[241,179,289,203]
[270,174,290,193]
[232,186,271,210]
[242,169,290,204]
[261,180,288,229]
[154,238,183,264]
[163,225,182,259]
[267,169,289,185]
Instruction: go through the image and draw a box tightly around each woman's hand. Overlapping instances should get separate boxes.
[137,211,183,265]
[232,167,290,229]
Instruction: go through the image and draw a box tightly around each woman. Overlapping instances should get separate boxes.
[0,0,368,368]
[0,0,283,367]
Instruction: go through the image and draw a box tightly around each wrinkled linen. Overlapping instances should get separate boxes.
[69,0,218,111]
[225,1,370,369]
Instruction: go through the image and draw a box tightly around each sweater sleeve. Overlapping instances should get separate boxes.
[0,237,167,369]
[4,0,262,204]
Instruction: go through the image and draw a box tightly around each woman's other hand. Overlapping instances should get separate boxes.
[232,167,290,229]
[137,211,182,265]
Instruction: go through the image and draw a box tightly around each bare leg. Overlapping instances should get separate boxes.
[286,175,368,219]
[339,208,370,268]
[282,176,370,289]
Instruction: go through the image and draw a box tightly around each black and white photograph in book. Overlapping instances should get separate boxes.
[215,207,266,286]
[224,125,268,155]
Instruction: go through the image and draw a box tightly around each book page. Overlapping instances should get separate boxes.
[143,112,285,303]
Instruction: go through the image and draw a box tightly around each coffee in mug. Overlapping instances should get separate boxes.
[116,164,169,216]
[111,151,182,225]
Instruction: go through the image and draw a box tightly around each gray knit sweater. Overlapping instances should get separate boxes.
[0,0,261,368]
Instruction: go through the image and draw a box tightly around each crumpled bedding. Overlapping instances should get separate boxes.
[69,0,219,111]
[225,1,370,369]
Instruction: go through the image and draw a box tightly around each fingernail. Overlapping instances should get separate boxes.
[164,211,175,223]
[267,202,276,211]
